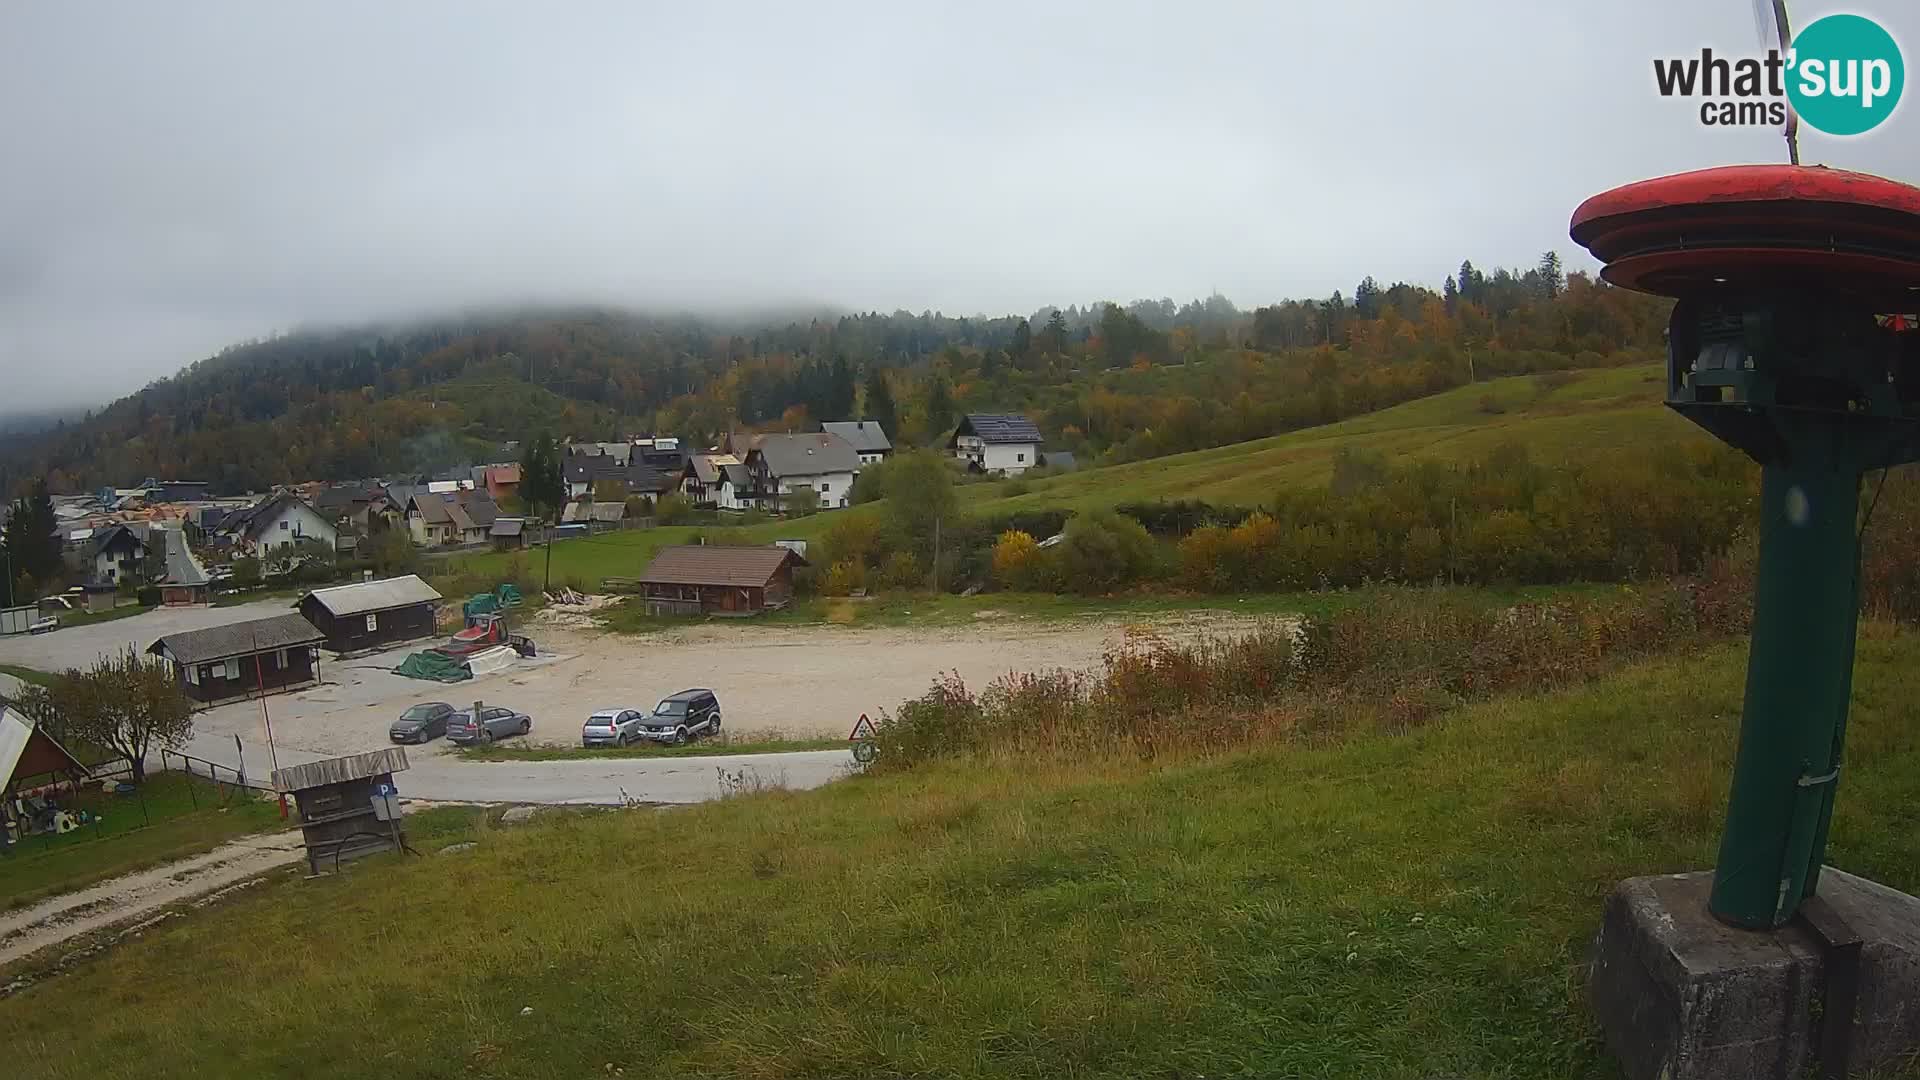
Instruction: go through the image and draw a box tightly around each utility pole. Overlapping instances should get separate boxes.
[1449,498,1458,586]
[251,624,286,818]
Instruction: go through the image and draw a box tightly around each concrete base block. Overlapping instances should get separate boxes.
[1589,868,1920,1080]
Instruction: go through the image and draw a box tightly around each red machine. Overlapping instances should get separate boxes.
[430,613,535,659]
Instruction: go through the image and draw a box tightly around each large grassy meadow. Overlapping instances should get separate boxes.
[6,629,1920,1078]
[437,365,1691,599]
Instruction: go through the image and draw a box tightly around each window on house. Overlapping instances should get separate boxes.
[222,658,240,680]
[819,484,829,493]
[1017,453,1027,463]
[276,648,288,668]
[186,665,200,686]
[279,520,289,531]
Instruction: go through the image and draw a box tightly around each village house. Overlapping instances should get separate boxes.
[632,437,691,474]
[405,490,499,547]
[482,464,521,502]
[313,482,390,533]
[948,413,1044,476]
[153,527,212,606]
[745,432,861,511]
[821,421,893,467]
[87,523,147,585]
[217,494,340,557]
[147,612,325,708]
[563,449,673,501]
[636,544,807,616]
[679,453,753,511]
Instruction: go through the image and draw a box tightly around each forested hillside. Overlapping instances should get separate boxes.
[2,254,1671,494]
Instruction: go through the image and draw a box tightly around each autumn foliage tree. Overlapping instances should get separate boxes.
[18,650,194,782]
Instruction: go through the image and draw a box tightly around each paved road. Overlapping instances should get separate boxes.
[0,598,295,672]
[399,749,854,804]
[175,718,854,805]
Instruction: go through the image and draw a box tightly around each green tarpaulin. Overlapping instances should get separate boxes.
[497,584,523,607]
[393,651,471,683]
[463,594,500,619]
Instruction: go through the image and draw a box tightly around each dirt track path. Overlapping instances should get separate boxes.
[0,831,304,973]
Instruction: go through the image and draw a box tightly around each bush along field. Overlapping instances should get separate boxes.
[867,567,1752,771]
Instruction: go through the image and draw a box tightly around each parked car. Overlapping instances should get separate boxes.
[446,704,533,745]
[28,615,58,634]
[390,702,455,744]
[581,708,648,748]
[639,689,721,745]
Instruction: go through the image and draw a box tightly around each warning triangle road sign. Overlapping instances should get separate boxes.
[849,713,877,740]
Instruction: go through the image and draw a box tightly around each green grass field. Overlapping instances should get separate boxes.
[53,602,156,628]
[434,366,1686,600]
[956,363,1693,515]
[7,628,1919,1078]
[0,663,58,688]
[598,584,1620,635]
[1,772,291,911]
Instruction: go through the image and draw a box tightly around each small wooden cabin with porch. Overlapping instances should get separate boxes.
[637,545,806,617]
[147,612,326,707]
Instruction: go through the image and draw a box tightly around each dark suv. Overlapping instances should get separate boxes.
[640,689,721,745]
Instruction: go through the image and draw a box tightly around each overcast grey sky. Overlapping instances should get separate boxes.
[2,1,1916,411]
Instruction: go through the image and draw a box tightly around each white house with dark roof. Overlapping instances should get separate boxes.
[949,414,1043,476]
[745,432,861,510]
[820,421,894,467]
[219,494,338,557]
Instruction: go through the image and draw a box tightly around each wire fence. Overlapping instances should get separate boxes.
[0,748,281,862]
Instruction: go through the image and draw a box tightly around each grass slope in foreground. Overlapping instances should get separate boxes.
[6,630,1920,1078]
[1,773,289,911]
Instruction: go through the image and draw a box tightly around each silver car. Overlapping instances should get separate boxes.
[582,708,648,748]
[446,704,532,745]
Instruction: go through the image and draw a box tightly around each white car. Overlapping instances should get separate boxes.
[29,615,59,634]
[581,708,649,748]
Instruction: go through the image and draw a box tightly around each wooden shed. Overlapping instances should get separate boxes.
[272,747,411,874]
[147,613,325,707]
[1,704,90,848]
[294,574,443,654]
[637,545,806,617]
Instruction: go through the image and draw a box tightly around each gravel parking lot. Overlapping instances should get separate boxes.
[0,598,296,673]
[0,601,1262,803]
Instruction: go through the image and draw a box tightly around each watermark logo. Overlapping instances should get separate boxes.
[1654,12,1904,136]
